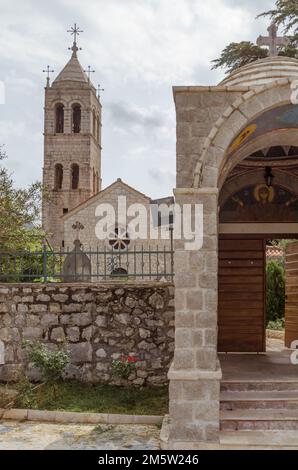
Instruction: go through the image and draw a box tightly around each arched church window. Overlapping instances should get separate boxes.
[54,164,63,190]
[72,104,81,133]
[71,164,80,190]
[55,104,64,133]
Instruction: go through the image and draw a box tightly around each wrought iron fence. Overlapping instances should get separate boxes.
[0,245,174,283]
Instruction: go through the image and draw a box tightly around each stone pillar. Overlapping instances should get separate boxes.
[167,188,222,450]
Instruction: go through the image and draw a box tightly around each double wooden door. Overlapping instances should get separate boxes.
[218,239,266,352]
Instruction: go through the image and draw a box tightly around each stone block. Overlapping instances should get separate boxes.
[41,314,58,328]
[174,349,195,370]
[0,304,8,313]
[195,349,217,370]
[23,327,42,340]
[186,290,203,310]
[169,400,193,420]
[96,348,107,358]
[175,311,195,328]
[17,304,28,313]
[169,422,205,442]
[70,343,93,363]
[36,294,51,302]
[95,315,107,327]
[66,327,80,342]
[29,304,47,313]
[82,326,93,341]
[193,400,219,421]
[51,327,65,342]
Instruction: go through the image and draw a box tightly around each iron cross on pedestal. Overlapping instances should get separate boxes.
[257,23,289,57]
[43,65,54,87]
[68,23,83,56]
[72,221,85,241]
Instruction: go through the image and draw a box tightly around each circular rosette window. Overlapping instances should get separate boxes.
[107,225,130,251]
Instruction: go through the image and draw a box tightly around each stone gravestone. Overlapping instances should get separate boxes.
[62,239,91,282]
[0,340,4,365]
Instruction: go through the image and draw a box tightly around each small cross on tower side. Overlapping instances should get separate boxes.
[84,65,95,82]
[97,84,104,99]
[257,23,289,57]
[43,65,54,87]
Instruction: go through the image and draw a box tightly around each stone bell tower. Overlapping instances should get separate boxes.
[42,24,102,247]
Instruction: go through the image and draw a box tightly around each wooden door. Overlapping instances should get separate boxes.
[285,242,298,347]
[218,239,266,352]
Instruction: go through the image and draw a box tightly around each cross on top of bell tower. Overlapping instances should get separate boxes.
[257,23,289,57]
[67,23,83,57]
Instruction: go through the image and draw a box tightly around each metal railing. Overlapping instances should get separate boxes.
[0,245,174,283]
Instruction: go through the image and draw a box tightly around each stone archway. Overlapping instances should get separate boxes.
[194,80,293,189]
[168,79,298,449]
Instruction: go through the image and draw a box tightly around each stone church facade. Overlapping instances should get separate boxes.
[40,27,298,449]
[42,37,172,270]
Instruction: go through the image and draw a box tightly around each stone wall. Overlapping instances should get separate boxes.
[0,282,174,386]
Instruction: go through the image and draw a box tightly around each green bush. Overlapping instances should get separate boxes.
[267,318,285,331]
[266,260,285,326]
[22,341,69,385]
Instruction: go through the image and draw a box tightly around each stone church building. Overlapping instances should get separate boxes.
[43,38,174,260]
[41,26,298,448]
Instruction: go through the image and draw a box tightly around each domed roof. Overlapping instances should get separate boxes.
[220,56,298,87]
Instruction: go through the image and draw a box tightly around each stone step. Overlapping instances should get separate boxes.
[220,409,298,431]
[221,381,298,392]
[220,390,298,410]
[218,430,298,449]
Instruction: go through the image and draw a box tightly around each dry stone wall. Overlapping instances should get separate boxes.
[0,282,174,385]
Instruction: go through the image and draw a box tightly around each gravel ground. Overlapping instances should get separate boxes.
[0,421,160,450]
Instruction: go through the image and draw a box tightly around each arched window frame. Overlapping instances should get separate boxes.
[55,103,64,134]
[72,103,82,134]
[54,163,63,190]
[71,163,80,190]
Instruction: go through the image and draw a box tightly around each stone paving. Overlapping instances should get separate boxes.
[0,421,160,450]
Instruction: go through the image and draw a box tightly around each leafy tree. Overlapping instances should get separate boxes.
[0,145,45,251]
[258,0,298,34]
[212,42,268,73]
[212,0,298,73]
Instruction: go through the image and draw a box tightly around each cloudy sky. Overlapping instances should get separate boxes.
[0,0,273,198]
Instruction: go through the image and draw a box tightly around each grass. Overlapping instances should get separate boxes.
[0,381,168,416]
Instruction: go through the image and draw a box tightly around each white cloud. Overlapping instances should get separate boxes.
[0,0,273,196]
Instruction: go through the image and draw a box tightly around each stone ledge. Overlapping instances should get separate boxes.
[168,361,222,381]
[0,408,163,425]
[0,281,174,289]
[174,187,219,196]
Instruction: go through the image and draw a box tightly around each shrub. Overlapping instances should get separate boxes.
[266,260,285,325]
[267,318,285,331]
[111,355,137,380]
[22,340,69,384]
